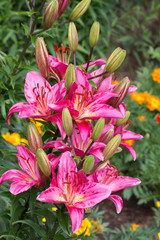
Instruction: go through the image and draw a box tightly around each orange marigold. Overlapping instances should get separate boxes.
[121,139,134,146]
[130,92,145,104]
[152,68,160,83]
[146,96,160,111]
[131,223,139,231]
[137,116,146,121]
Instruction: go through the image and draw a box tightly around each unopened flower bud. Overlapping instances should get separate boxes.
[36,149,51,177]
[104,47,126,74]
[107,77,130,108]
[69,0,91,21]
[103,134,121,161]
[43,0,58,30]
[62,108,73,137]
[83,155,95,174]
[27,122,43,154]
[92,118,105,142]
[100,128,114,145]
[116,111,130,126]
[35,37,50,79]
[65,64,76,92]
[68,22,78,53]
[89,21,100,48]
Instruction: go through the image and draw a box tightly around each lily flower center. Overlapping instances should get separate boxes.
[32,82,51,114]
[104,163,120,184]
[54,43,71,64]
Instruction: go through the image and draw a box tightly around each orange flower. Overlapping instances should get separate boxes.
[156,114,160,124]
[152,68,160,83]
[146,96,160,111]
[130,92,145,104]
[137,116,146,121]
[131,223,139,231]
[121,139,134,146]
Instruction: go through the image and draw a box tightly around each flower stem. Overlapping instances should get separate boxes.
[58,19,70,27]
[49,219,59,240]
[11,0,47,76]
[82,141,94,159]
[86,47,93,73]
[87,70,110,82]
[73,52,76,66]
[70,136,76,156]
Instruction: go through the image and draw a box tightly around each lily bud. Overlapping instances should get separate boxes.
[116,111,130,126]
[36,149,51,177]
[65,64,76,92]
[104,47,126,74]
[69,0,91,21]
[100,128,114,145]
[107,77,130,108]
[92,118,105,142]
[83,155,95,174]
[89,21,100,48]
[35,37,50,79]
[27,122,43,154]
[68,22,78,53]
[62,108,73,137]
[43,0,58,30]
[103,134,121,161]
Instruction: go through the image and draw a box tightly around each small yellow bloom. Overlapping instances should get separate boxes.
[158,232,160,240]
[52,207,58,211]
[42,218,46,223]
[152,68,160,83]
[131,223,139,231]
[121,139,134,147]
[91,220,104,233]
[156,201,160,208]
[137,116,146,121]
[2,132,28,146]
[75,218,92,236]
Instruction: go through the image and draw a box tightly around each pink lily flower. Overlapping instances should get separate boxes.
[49,44,71,81]
[37,151,111,232]
[7,71,66,124]
[49,68,123,141]
[0,145,58,195]
[114,120,143,160]
[44,125,106,161]
[88,163,141,213]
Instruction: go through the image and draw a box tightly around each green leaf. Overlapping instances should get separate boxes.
[22,24,29,36]
[57,209,71,235]
[12,219,47,238]
[0,235,22,240]
[88,80,97,88]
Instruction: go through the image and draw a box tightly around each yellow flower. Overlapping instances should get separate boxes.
[91,220,104,233]
[156,201,160,208]
[52,207,58,212]
[2,132,28,146]
[42,218,46,223]
[121,139,134,147]
[137,116,146,121]
[152,68,160,83]
[112,80,119,85]
[75,218,92,236]
[146,96,160,111]
[29,118,44,135]
[131,223,139,231]
[158,232,160,240]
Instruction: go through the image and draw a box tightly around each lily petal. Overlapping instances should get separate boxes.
[108,195,123,214]
[66,206,84,233]
[120,143,136,160]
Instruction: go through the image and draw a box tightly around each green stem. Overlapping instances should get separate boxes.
[70,136,76,156]
[87,70,109,82]
[11,0,47,76]
[82,141,94,159]
[49,219,59,240]
[73,52,76,66]
[85,47,93,73]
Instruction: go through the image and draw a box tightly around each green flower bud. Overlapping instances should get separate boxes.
[92,118,105,142]
[35,37,50,79]
[27,122,43,154]
[107,77,130,108]
[89,21,100,48]
[100,128,114,145]
[68,22,78,53]
[83,155,95,174]
[116,111,130,126]
[103,134,121,161]
[62,108,73,137]
[65,64,76,92]
[43,0,58,30]
[36,149,51,177]
[104,47,126,74]
[69,0,91,21]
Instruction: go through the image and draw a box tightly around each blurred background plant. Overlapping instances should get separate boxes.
[0,0,160,239]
